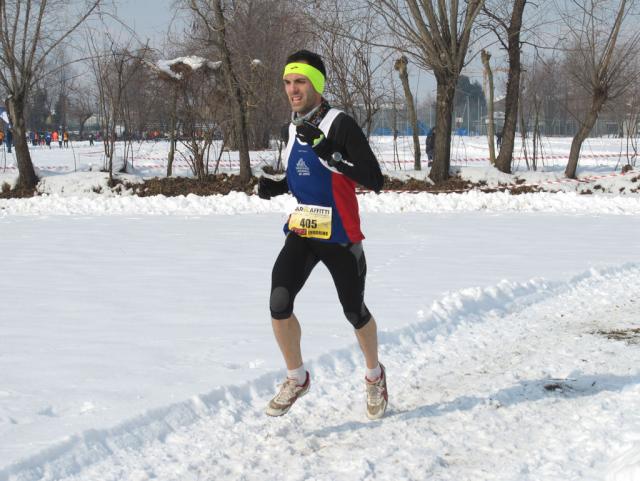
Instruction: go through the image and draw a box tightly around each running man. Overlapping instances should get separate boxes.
[258,50,388,420]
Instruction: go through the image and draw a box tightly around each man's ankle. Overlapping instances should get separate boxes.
[287,364,307,385]
[365,363,381,382]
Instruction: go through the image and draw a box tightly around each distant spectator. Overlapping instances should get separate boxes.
[45,131,52,148]
[425,128,436,168]
[63,131,69,147]
[6,129,12,153]
[89,133,94,146]
[52,130,59,146]
[496,131,503,150]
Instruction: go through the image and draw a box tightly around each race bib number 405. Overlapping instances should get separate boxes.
[288,204,332,239]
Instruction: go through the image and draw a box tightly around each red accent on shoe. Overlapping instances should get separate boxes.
[297,371,310,388]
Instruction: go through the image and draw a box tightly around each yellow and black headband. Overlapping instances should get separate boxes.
[283,62,325,95]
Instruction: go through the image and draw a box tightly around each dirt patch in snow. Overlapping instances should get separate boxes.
[126,173,545,197]
[0,183,37,199]
[594,328,640,345]
[129,174,260,197]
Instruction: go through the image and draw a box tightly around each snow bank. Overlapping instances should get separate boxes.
[156,56,222,79]
[2,190,640,216]
[37,172,142,197]
[2,263,637,481]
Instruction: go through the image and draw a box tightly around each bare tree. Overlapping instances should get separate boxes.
[308,1,391,139]
[370,0,484,183]
[47,50,72,133]
[188,0,252,183]
[87,31,147,180]
[521,55,568,169]
[518,72,531,169]
[562,0,640,178]
[68,82,96,140]
[394,56,421,169]
[390,75,402,170]
[177,72,222,180]
[153,73,180,177]
[481,0,528,173]
[0,0,101,190]
[226,0,311,149]
[151,57,223,180]
[119,48,154,171]
[25,85,50,134]
[620,84,639,167]
[519,53,572,143]
[534,56,571,136]
[481,50,496,164]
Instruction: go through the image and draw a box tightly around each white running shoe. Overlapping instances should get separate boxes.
[265,372,310,417]
[365,363,388,420]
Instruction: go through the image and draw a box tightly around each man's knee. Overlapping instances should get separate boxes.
[344,303,372,329]
[270,286,293,320]
[348,243,366,276]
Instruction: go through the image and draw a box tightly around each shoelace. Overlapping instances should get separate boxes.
[366,381,384,404]
[275,378,300,403]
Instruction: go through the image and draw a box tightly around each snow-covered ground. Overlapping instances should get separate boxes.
[1,137,640,480]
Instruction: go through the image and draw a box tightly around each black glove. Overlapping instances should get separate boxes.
[295,121,335,161]
[258,176,288,200]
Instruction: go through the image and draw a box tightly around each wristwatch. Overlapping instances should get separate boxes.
[329,152,343,167]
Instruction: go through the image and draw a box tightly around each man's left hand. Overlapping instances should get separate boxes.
[296,121,334,161]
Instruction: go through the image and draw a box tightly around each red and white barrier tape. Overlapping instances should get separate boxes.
[535,171,629,186]
[379,152,623,166]
[353,171,632,194]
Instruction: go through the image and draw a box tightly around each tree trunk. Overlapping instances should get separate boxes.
[429,77,457,183]
[167,88,178,178]
[395,56,421,170]
[392,92,400,170]
[565,95,606,178]
[108,136,115,182]
[364,105,375,140]
[230,85,252,182]
[481,50,496,165]
[212,0,252,183]
[519,87,530,170]
[495,0,526,174]
[7,96,38,190]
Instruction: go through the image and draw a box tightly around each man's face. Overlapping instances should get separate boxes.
[283,72,322,115]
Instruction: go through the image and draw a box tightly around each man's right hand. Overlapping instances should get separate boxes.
[258,176,288,200]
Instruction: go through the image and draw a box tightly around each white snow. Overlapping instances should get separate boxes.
[608,444,640,481]
[156,56,222,80]
[1,189,639,217]
[0,136,639,480]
